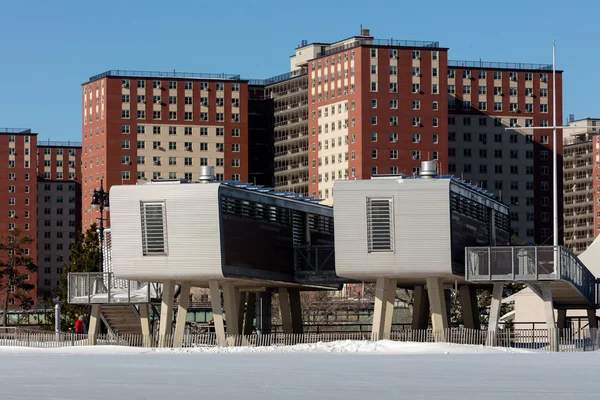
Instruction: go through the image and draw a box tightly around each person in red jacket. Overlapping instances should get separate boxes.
[75,316,85,334]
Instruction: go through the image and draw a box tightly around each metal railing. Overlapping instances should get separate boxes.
[317,38,439,58]
[448,60,553,70]
[0,128,32,133]
[465,246,596,306]
[294,245,335,272]
[2,328,600,352]
[67,272,150,304]
[37,140,82,147]
[249,70,308,86]
[87,70,242,83]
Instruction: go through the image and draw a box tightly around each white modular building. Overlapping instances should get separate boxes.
[333,163,510,284]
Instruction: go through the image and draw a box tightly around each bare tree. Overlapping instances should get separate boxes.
[0,226,36,326]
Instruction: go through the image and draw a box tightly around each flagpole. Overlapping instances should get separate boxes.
[552,40,558,248]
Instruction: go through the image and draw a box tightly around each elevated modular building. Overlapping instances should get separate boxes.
[333,161,511,336]
[69,167,339,345]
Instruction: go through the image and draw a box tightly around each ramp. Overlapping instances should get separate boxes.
[465,246,597,309]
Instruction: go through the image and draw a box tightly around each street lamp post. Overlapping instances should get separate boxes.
[90,180,110,273]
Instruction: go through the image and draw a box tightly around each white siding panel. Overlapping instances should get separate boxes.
[109,184,224,281]
[334,179,452,281]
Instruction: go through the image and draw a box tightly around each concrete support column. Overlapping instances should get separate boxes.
[288,289,303,334]
[540,283,555,330]
[372,278,396,341]
[278,288,293,334]
[237,290,246,333]
[412,285,429,330]
[222,283,240,337]
[383,279,397,336]
[587,309,598,329]
[158,280,175,347]
[87,304,101,346]
[173,282,190,348]
[426,277,448,341]
[539,283,557,351]
[256,292,272,334]
[486,282,503,346]
[139,304,151,347]
[209,281,226,346]
[557,309,567,330]
[243,293,257,335]
[459,285,480,330]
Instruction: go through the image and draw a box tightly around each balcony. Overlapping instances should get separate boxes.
[274,116,308,129]
[274,161,309,175]
[274,131,308,144]
[274,100,309,114]
[274,146,309,160]
[68,272,151,304]
[270,85,309,99]
[564,174,592,183]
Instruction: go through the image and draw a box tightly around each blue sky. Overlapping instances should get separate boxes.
[1,0,597,142]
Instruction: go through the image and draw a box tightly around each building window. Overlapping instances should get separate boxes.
[121,140,130,149]
[140,201,167,255]
[366,197,394,253]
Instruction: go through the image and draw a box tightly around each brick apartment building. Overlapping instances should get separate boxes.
[82,28,563,246]
[298,29,562,245]
[81,72,252,229]
[305,32,448,204]
[0,128,82,305]
[447,62,563,245]
[0,128,38,306]
[36,140,82,298]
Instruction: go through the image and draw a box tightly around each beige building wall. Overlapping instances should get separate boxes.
[317,99,349,205]
[563,118,600,254]
[135,124,226,182]
[512,288,598,328]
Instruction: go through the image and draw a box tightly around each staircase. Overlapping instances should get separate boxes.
[100,305,142,334]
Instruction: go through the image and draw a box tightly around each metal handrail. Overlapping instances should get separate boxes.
[465,246,596,306]
[0,128,31,133]
[316,38,440,58]
[37,140,82,147]
[87,70,242,83]
[448,60,553,70]
[67,272,150,304]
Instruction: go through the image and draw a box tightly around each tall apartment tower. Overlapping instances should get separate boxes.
[36,140,82,298]
[81,71,250,229]
[306,29,448,204]
[265,71,309,195]
[0,128,38,307]
[562,118,600,254]
[447,62,563,245]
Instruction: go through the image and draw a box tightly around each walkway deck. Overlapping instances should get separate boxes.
[465,246,597,309]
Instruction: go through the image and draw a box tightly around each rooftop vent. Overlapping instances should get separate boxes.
[199,165,215,183]
[420,161,438,179]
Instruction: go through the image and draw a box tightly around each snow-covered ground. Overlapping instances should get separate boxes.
[0,341,597,399]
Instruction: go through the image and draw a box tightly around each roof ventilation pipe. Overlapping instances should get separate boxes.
[198,166,215,183]
[420,160,438,179]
